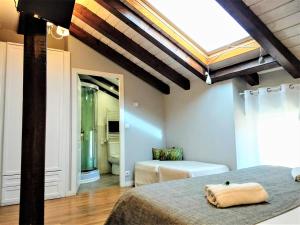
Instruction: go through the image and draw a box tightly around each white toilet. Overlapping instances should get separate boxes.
[107,112,120,175]
[108,140,120,175]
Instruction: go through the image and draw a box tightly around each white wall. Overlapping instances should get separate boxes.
[232,78,250,169]
[68,36,166,182]
[164,79,237,170]
[164,69,300,171]
[96,91,119,174]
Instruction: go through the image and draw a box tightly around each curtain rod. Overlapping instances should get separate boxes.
[239,83,299,96]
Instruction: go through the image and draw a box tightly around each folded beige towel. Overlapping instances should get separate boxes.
[291,167,300,182]
[205,182,269,208]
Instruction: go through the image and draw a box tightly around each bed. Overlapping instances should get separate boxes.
[106,166,300,225]
[135,160,229,186]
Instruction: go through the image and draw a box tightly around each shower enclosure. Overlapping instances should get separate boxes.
[80,82,99,180]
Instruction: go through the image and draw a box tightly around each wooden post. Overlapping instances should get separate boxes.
[19,14,47,225]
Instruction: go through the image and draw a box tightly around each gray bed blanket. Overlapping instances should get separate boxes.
[105,166,300,225]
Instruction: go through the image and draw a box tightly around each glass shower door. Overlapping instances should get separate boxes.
[81,84,98,172]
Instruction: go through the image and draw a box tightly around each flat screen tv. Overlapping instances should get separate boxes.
[108,121,119,133]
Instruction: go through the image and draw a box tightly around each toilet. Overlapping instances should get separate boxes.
[107,112,120,175]
[108,140,120,175]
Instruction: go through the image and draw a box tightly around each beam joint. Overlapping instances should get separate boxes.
[216,0,300,78]
[211,55,279,83]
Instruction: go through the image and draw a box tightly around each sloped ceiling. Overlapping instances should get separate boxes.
[0,0,299,91]
[71,0,300,88]
[243,0,300,60]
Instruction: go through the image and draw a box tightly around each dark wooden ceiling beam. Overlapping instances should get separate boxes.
[80,76,119,99]
[89,75,119,92]
[211,55,279,83]
[96,85,119,99]
[243,73,259,86]
[96,0,206,80]
[73,4,190,90]
[216,0,300,78]
[70,23,170,94]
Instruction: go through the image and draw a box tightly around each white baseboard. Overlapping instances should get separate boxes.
[66,183,80,197]
[124,180,134,187]
[66,190,76,197]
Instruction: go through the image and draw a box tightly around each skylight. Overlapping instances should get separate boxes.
[146,0,249,53]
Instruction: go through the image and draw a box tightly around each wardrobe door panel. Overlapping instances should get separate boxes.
[0,42,6,179]
[3,44,68,174]
[45,50,65,171]
[2,44,23,175]
[1,44,70,204]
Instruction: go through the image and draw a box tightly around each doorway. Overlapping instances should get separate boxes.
[70,69,125,194]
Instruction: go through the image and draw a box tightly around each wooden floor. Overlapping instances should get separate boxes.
[0,186,128,225]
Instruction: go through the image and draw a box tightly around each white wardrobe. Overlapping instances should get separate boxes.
[0,42,71,205]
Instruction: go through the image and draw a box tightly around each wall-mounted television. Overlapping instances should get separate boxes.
[108,121,119,133]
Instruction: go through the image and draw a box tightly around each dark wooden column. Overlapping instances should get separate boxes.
[19,14,47,225]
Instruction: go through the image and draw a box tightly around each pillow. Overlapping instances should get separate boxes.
[159,148,170,160]
[152,148,162,160]
[168,147,183,161]
[160,147,183,161]
[153,147,183,161]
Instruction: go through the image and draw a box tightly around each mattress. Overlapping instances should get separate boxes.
[135,160,229,186]
[106,166,300,225]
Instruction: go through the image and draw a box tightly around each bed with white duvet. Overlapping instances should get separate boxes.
[135,160,229,186]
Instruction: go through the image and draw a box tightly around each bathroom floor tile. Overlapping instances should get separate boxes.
[78,173,119,194]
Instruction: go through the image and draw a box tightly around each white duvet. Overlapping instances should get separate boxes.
[135,160,229,186]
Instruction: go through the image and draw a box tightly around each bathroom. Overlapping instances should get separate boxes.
[78,74,120,193]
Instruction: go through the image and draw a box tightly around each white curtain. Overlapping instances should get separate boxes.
[243,83,300,168]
